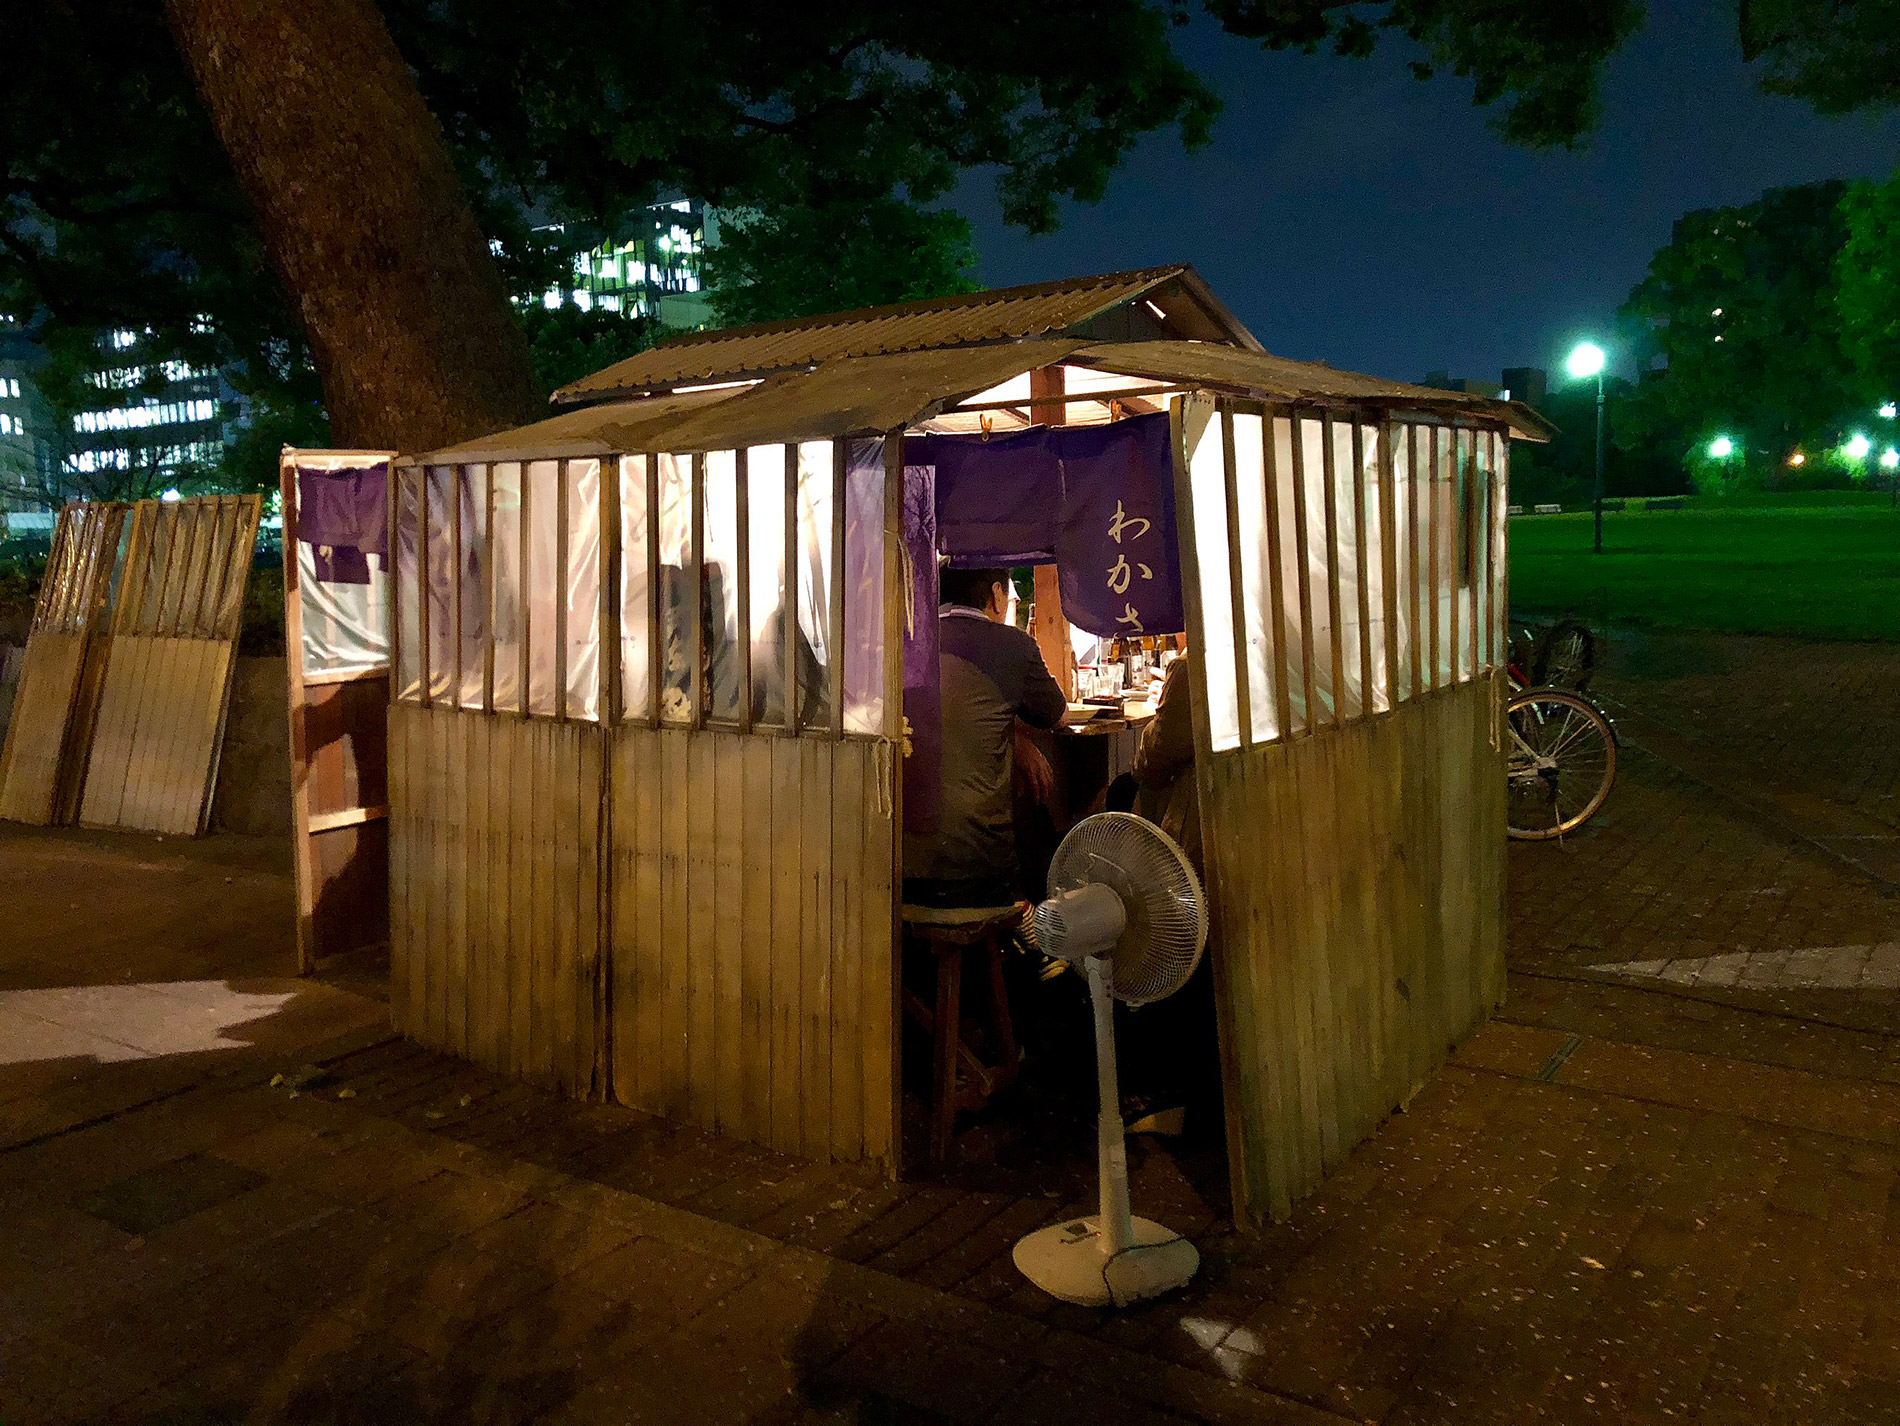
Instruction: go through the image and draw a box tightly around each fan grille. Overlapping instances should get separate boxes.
[1046,813,1206,1004]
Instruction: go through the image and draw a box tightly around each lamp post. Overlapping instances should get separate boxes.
[1566,342,1607,553]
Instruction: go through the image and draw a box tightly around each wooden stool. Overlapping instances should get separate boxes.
[900,903,1025,1162]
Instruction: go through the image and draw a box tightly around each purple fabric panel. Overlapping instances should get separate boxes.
[1055,412,1184,637]
[310,546,371,584]
[297,463,388,585]
[902,462,941,835]
[910,426,1059,567]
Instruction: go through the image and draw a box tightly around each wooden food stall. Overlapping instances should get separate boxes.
[380,265,1548,1224]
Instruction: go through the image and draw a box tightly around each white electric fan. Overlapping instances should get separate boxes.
[1012,812,1208,1308]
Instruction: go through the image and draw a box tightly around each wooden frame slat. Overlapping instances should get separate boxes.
[1351,422,1375,713]
[689,452,706,729]
[1261,409,1294,739]
[555,458,570,721]
[735,448,754,733]
[1288,411,1318,729]
[1319,412,1347,723]
[828,438,846,739]
[782,443,799,735]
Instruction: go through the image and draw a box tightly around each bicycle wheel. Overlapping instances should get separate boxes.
[1531,618,1597,691]
[1506,688,1616,841]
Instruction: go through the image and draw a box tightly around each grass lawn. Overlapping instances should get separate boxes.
[1509,497,1900,642]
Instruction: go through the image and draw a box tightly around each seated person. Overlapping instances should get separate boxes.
[903,567,1067,909]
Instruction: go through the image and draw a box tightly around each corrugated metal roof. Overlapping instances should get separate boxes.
[1072,343,1557,438]
[550,266,1229,404]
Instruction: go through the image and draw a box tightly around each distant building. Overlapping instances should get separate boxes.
[1500,366,1548,408]
[534,200,719,331]
[0,318,54,521]
[63,326,228,489]
[1424,367,1547,406]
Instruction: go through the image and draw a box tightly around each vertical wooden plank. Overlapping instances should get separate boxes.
[446,709,470,1057]
[1219,405,1253,746]
[465,709,490,1068]
[408,702,431,1045]
[867,433,904,1171]
[741,735,775,1139]
[282,466,315,972]
[799,736,833,1159]
[490,707,516,1075]
[551,722,581,1092]
[387,705,409,1034]
[713,732,746,1134]
[828,739,865,1161]
[509,714,534,1078]
[659,727,691,1117]
[1406,427,1424,701]
[769,733,803,1154]
[1468,434,1485,678]
[518,463,533,722]
[578,723,605,1096]
[686,729,718,1126]
[1425,427,1442,692]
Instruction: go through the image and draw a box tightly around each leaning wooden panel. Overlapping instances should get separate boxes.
[78,495,261,836]
[0,502,127,825]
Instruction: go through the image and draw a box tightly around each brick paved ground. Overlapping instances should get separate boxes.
[5,630,1900,1424]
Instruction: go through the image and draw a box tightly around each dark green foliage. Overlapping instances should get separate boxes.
[1616,181,1867,488]
[516,303,665,397]
[705,201,979,327]
[1837,171,1900,401]
[1206,0,1645,147]
[1742,0,1900,114]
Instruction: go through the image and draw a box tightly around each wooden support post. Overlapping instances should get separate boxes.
[1028,364,1075,700]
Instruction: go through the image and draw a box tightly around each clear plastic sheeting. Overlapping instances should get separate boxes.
[701,450,743,723]
[1297,417,1337,724]
[1328,419,1364,722]
[564,459,602,722]
[746,445,789,727]
[1357,424,1390,716]
[296,542,388,680]
[796,440,834,728]
[1490,434,1509,667]
[1271,417,1308,732]
[1184,398,1240,752]
[1391,429,1416,703]
[842,438,886,736]
[393,469,421,703]
[391,456,602,720]
[619,455,651,720]
[1228,413,1278,743]
[490,463,523,714]
[656,452,693,724]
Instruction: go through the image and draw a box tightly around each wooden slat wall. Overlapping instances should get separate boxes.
[0,502,128,825]
[1201,678,1504,1224]
[79,494,262,835]
[609,725,896,1165]
[1173,396,1510,1228]
[388,703,604,1097]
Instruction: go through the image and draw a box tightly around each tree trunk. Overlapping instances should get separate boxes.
[165,0,542,451]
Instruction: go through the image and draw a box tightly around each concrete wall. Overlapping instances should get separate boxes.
[212,655,292,837]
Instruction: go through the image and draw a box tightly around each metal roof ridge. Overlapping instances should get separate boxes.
[648,264,1189,351]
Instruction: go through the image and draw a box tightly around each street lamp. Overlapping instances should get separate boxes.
[1708,435,1734,459]
[1846,432,1873,461]
[1566,342,1608,553]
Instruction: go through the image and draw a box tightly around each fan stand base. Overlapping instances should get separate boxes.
[1013,1215,1199,1307]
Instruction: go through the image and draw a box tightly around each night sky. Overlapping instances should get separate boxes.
[956,0,1900,388]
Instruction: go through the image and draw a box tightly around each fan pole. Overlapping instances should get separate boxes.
[1086,956,1135,1256]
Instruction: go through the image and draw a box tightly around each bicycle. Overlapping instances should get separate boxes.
[1504,628,1617,842]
